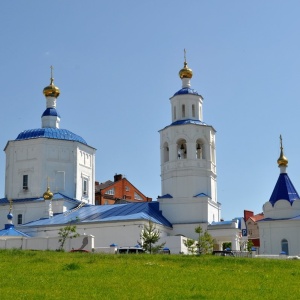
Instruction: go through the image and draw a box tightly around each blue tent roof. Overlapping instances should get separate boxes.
[173,88,199,96]
[15,128,87,145]
[0,224,30,237]
[269,173,300,206]
[21,202,173,228]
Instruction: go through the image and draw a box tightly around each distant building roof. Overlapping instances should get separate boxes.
[248,213,264,222]
[95,180,114,191]
[269,173,300,206]
[21,202,173,228]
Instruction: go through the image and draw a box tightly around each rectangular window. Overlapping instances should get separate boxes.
[83,178,88,196]
[23,175,28,190]
[18,214,23,225]
[182,105,185,118]
[105,188,115,195]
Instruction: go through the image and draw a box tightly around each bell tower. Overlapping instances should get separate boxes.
[158,51,221,235]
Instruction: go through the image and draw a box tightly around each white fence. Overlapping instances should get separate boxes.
[0,234,94,252]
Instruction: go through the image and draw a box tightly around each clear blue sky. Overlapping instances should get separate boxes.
[1,1,300,220]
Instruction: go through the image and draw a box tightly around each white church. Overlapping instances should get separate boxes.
[258,136,300,256]
[0,56,246,253]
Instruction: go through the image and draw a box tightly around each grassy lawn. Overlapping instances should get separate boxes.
[0,249,299,299]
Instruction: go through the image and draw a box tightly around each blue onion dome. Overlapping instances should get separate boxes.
[43,77,60,98]
[7,212,13,220]
[41,108,61,118]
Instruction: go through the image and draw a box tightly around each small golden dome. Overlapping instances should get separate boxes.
[43,77,60,98]
[179,61,193,79]
[179,49,193,79]
[43,186,53,200]
[277,135,288,167]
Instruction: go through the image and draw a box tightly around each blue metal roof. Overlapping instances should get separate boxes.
[269,173,300,206]
[170,119,207,126]
[173,88,199,96]
[259,215,300,222]
[41,108,61,118]
[15,128,87,145]
[194,193,211,198]
[210,220,233,226]
[21,202,173,228]
[0,224,30,237]
[0,193,83,206]
[157,194,173,199]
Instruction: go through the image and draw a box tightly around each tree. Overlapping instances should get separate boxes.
[58,224,80,251]
[195,225,214,255]
[183,238,196,254]
[140,220,165,254]
[247,239,254,253]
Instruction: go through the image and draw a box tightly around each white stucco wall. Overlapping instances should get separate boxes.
[4,138,95,204]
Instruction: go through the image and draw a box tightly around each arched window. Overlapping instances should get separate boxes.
[173,106,176,120]
[182,105,185,118]
[192,104,195,118]
[177,139,187,159]
[196,139,204,159]
[281,239,289,255]
[163,142,169,162]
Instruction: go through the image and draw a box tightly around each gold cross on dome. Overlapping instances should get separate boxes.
[50,65,54,78]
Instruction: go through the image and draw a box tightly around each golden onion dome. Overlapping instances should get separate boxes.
[43,77,60,98]
[43,186,53,200]
[277,135,288,167]
[179,61,193,79]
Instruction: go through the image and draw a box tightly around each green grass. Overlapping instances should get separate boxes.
[0,249,299,299]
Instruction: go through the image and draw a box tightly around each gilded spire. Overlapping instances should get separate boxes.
[179,49,193,79]
[277,135,288,167]
[43,66,60,98]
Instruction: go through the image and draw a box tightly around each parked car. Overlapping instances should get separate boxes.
[117,247,145,254]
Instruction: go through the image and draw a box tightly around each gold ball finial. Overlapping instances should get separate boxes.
[179,49,193,79]
[43,66,60,98]
[277,135,288,167]
[43,186,53,200]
